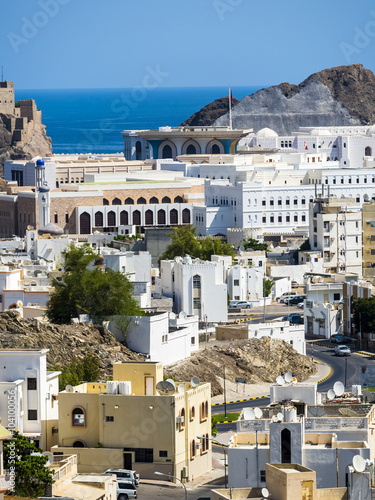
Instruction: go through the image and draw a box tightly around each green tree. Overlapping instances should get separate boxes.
[352,296,375,336]
[160,226,235,261]
[263,278,274,298]
[46,244,142,324]
[54,353,101,391]
[242,237,269,252]
[4,431,54,497]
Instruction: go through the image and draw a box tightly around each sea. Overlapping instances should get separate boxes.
[15,86,262,155]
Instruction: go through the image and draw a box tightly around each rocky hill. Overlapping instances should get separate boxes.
[182,64,375,135]
[164,337,316,396]
[180,95,239,127]
[0,312,315,396]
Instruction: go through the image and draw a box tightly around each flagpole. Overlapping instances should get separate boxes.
[229,87,232,130]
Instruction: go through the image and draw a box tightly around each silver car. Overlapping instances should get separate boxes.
[334,345,351,356]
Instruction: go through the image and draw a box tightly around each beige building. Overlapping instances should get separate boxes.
[211,463,347,500]
[363,201,375,279]
[53,361,211,482]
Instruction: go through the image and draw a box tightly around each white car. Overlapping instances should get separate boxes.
[232,301,252,309]
[334,345,351,357]
[117,481,137,499]
[297,302,304,309]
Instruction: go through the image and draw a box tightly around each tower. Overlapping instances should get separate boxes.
[38,185,50,228]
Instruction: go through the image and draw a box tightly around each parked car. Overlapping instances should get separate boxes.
[106,469,140,486]
[277,291,297,301]
[232,301,252,309]
[290,295,306,305]
[334,345,351,356]
[330,334,345,344]
[291,280,299,288]
[117,481,137,499]
[229,300,239,308]
[287,313,303,324]
[280,295,298,304]
[297,302,304,309]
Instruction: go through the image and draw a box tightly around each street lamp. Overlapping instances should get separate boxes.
[198,435,227,488]
[154,471,187,500]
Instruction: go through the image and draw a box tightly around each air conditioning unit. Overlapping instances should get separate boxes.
[305,300,313,309]
[176,416,185,424]
[196,443,202,450]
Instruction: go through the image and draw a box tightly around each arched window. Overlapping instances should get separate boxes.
[157,209,166,225]
[103,198,109,206]
[94,211,103,227]
[212,144,220,154]
[80,212,91,234]
[193,275,201,289]
[170,209,178,225]
[120,210,128,225]
[365,146,372,157]
[205,401,208,418]
[135,140,142,161]
[107,211,116,227]
[281,428,291,463]
[73,440,85,448]
[162,196,171,203]
[112,198,121,205]
[162,144,173,158]
[206,433,209,450]
[180,408,185,429]
[186,144,196,155]
[294,196,298,206]
[145,210,153,225]
[191,439,196,460]
[133,210,141,226]
[125,197,134,205]
[269,197,274,206]
[150,196,159,204]
[137,197,146,204]
[174,196,183,203]
[190,406,195,420]
[182,208,190,224]
[72,407,85,427]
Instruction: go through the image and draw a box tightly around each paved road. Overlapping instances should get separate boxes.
[137,481,218,499]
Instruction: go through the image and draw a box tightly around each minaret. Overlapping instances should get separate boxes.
[38,185,50,228]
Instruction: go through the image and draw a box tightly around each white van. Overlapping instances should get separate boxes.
[105,469,139,486]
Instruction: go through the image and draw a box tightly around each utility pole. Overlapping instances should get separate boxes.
[223,366,227,417]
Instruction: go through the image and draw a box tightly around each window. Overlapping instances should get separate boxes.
[180,408,185,429]
[278,215,282,223]
[193,275,201,289]
[191,337,195,345]
[123,448,154,463]
[269,198,274,206]
[193,298,201,309]
[191,440,196,460]
[72,407,85,426]
[54,212,58,223]
[270,216,274,223]
[260,470,266,483]
[262,216,266,224]
[333,293,340,301]
[294,197,298,205]
[294,214,298,222]
[159,450,168,458]
[28,409,38,420]
[105,415,114,422]
[286,215,290,223]
[27,378,37,390]
[190,406,195,420]
[302,214,306,222]
[65,211,69,223]
[278,198,282,206]
[234,279,239,286]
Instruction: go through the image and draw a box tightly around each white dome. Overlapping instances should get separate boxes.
[310,128,331,136]
[366,125,375,136]
[256,127,278,138]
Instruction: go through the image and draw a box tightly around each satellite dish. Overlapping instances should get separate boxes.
[285,372,293,383]
[239,245,245,252]
[42,451,54,467]
[178,384,185,394]
[271,415,278,423]
[243,408,255,420]
[16,300,23,308]
[276,375,285,386]
[353,455,366,473]
[156,380,176,395]
[313,300,319,307]
[169,312,176,319]
[277,412,284,422]
[179,311,187,319]
[254,407,263,419]
[262,488,270,499]
[333,381,345,397]
[327,389,335,400]
[191,376,200,387]
[65,385,73,393]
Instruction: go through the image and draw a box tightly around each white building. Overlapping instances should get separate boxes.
[159,256,228,323]
[270,251,324,285]
[309,196,362,277]
[0,266,50,311]
[227,265,264,305]
[228,382,374,490]
[107,311,199,366]
[0,349,60,450]
[248,321,306,355]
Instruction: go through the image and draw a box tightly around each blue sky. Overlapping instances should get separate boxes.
[1,0,375,89]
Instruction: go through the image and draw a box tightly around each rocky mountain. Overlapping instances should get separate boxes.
[0,114,52,168]
[164,337,316,396]
[180,95,239,127]
[0,312,315,396]
[182,65,375,136]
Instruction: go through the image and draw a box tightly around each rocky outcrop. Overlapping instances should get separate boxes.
[0,311,144,380]
[183,65,375,136]
[164,337,316,396]
[180,96,239,127]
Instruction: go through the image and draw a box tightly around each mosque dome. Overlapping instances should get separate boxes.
[310,128,331,136]
[256,128,278,138]
[38,223,64,236]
